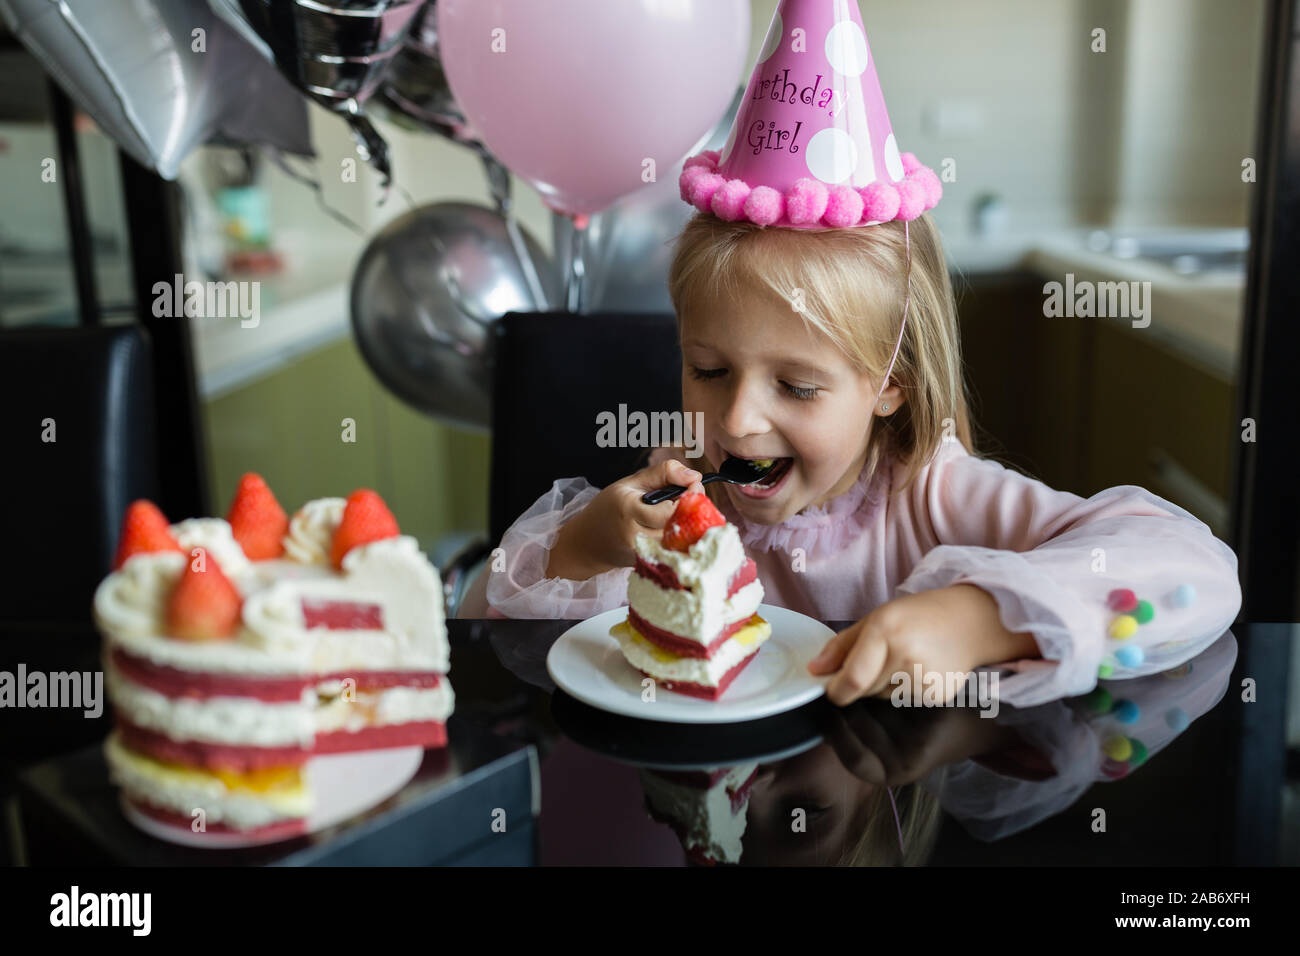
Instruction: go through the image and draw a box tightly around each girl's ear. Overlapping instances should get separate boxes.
[875,381,906,415]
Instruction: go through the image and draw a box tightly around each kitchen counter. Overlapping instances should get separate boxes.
[944,227,1245,381]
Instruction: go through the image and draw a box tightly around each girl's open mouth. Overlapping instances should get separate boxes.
[725,454,795,499]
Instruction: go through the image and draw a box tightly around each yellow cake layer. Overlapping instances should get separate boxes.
[609,614,771,664]
[112,738,306,798]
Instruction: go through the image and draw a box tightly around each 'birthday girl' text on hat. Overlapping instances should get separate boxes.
[752,67,854,120]
[1042,274,1152,328]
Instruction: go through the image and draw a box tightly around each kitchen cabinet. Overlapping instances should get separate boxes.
[956,270,1234,535]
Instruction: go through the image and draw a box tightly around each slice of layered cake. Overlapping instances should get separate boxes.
[610,492,771,699]
[639,764,760,864]
[95,475,453,837]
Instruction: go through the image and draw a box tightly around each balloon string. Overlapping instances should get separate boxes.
[264,149,366,236]
[887,785,905,863]
[872,220,911,416]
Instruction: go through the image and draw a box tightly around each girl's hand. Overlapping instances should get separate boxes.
[545,459,705,581]
[807,584,1040,707]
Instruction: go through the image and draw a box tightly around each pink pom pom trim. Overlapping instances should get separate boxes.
[678,149,942,228]
[689,172,725,213]
[745,186,784,225]
[711,179,751,221]
[859,182,901,222]
[679,164,709,202]
[906,166,943,209]
[823,184,864,228]
[786,178,829,224]
[894,179,927,221]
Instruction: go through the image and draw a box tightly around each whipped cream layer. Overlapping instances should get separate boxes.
[628,575,763,645]
[639,763,759,864]
[314,684,455,734]
[106,663,316,748]
[105,733,311,829]
[630,522,763,644]
[106,661,453,747]
[613,618,770,687]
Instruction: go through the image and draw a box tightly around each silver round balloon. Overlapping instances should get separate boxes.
[350,202,560,432]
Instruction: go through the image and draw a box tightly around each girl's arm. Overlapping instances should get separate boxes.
[479,475,635,620]
[475,448,702,620]
[894,440,1241,707]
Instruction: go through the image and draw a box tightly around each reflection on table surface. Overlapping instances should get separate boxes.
[453,619,1243,866]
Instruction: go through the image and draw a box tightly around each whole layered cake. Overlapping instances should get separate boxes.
[610,492,771,699]
[95,474,453,838]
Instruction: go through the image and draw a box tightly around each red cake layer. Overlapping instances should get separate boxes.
[110,647,306,702]
[117,714,448,774]
[127,797,307,839]
[110,646,442,702]
[314,720,446,754]
[118,718,313,773]
[635,556,756,596]
[636,646,760,700]
[301,598,384,630]
[627,609,754,659]
[729,767,759,814]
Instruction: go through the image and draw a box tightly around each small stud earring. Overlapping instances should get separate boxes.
[881,403,890,413]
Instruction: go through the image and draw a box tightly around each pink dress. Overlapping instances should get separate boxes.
[458,439,1241,708]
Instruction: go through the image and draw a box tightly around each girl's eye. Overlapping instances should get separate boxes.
[688,366,726,381]
[782,382,819,401]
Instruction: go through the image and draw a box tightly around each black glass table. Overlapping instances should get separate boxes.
[13,619,1283,866]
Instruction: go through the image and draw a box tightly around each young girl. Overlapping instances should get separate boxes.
[456,210,1241,710]
[456,0,1241,711]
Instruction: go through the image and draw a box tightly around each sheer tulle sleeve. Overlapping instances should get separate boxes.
[483,477,632,620]
[896,441,1241,707]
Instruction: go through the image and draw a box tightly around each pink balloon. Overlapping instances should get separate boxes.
[438,0,749,218]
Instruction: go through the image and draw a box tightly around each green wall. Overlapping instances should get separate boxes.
[201,338,490,551]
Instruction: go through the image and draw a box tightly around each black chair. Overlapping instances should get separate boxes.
[0,325,160,769]
[488,311,684,542]
[442,311,683,608]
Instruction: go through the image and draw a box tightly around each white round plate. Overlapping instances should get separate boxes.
[121,746,424,848]
[547,604,833,724]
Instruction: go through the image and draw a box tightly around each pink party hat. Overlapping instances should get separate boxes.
[680,0,941,229]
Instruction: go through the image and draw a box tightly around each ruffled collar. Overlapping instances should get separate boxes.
[716,454,890,561]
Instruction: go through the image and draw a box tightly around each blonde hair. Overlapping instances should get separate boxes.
[667,212,976,498]
[837,779,947,866]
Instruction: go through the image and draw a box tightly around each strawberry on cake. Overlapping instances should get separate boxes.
[95,475,454,838]
[610,492,771,699]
